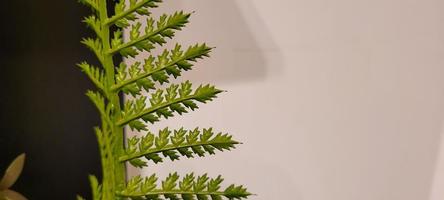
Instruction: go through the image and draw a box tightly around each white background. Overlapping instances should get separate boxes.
[127,0,444,199]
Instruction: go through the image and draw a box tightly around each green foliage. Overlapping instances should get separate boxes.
[118,173,250,200]
[123,128,239,168]
[113,44,212,96]
[78,62,107,93]
[109,0,162,27]
[83,15,102,37]
[120,82,222,131]
[78,0,100,12]
[109,11,191,57]
[89,175,102,200]
[77,0,250,199]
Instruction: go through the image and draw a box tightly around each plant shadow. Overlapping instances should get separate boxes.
[148,0,282,84]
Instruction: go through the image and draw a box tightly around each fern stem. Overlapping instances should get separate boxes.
[97,0,126,199]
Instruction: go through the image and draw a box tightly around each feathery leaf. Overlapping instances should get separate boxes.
[77,0,250,199]
[118,82,222,127]
[83,15,102,37]
[108,0,163,26]
[81,37,104,64]
[112,43,212,95]
[108,11,192,56]
[78,62,107,92]
[78,0,99,12]
[117,173,251,199]
[121,128,239,167]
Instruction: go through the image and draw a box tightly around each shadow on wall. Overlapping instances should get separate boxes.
[151,0,281,83]
[126,0,283,178]
[429,121,444,200]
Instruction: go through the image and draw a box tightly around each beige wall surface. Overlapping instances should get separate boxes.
[127,0,444,199]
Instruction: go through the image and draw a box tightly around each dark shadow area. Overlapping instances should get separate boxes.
[0,1,108,199]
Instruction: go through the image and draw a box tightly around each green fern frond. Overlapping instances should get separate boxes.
[108,11,191,56]
[86,91,106,114]
[77,0,250,199]
[86,91,114,126]
[107,0,163,27]
[78,0,100,12]
[119,82,222,129]
[81,37,104,64]
[83,15,102,38]
[112,43,212,96]
[78,62,107,92]
[118,173,251,200]
[89,175,102,200]
[122,128,239,167]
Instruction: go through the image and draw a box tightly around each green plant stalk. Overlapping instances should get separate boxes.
[97,1,124,199]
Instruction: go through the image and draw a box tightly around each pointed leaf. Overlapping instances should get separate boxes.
[0,189,27,200]
[0,154,25,190]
